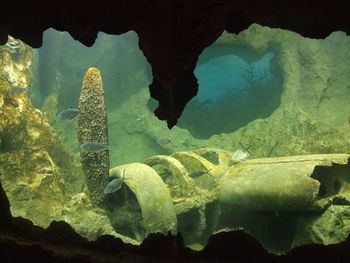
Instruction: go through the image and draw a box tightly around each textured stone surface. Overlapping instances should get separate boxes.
[0,39,84,227]
[62,192,138,244]
[208,25,350,158]
[293,206,350,248]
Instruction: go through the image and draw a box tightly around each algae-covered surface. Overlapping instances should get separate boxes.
[2,25,350,254]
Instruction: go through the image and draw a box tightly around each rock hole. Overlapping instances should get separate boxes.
[318,183,327,198]
[334,179,341,194]
[176,44,283,139]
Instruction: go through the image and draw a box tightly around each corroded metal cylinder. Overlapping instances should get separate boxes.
[109,163,177,237]
[219,154,350,211]
[77,67,109,207]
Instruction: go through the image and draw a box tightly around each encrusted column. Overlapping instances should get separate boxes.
[77,67,109,207]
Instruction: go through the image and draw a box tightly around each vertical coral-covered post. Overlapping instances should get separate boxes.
[77,67,109,207]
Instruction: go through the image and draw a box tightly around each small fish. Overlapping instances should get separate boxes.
[80,142,112,152]
[0,43,20,53]
[29,91,42,101]
[57,108,85,120]
[188,170,207,177]
[36,167,53,174]
[231,149,250,163]
[5,43,20,50]
[22,64,31,73]
[104,178,123,194]
[9,85,27,94]
[104,170,129,194]
[158,167,171,177]
[136,114,145,122]
[157,136,172,145]
[110,169,128,179]
[173,198,186,204]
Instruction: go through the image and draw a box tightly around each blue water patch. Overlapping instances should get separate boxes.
[177,45,282,139]
[194,51,275,104]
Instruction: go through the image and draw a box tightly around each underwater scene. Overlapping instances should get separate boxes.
[2,23,350,254]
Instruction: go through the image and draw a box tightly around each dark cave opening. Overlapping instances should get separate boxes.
[172,44,284,139]
[311,164,349,199]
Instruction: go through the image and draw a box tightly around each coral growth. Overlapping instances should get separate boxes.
[77,67,109,207]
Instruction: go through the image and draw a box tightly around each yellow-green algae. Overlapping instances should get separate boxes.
[0,39,82,226]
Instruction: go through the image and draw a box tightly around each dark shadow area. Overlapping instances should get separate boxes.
[173,45,283,138]
[214,204,301,254]
[177,208,202,246]
[106,184,145,242]
[311,163,350,199]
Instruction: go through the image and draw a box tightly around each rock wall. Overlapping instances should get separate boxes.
[104,24,350,167]
[213,25,350,156]
[0,38,84,227]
